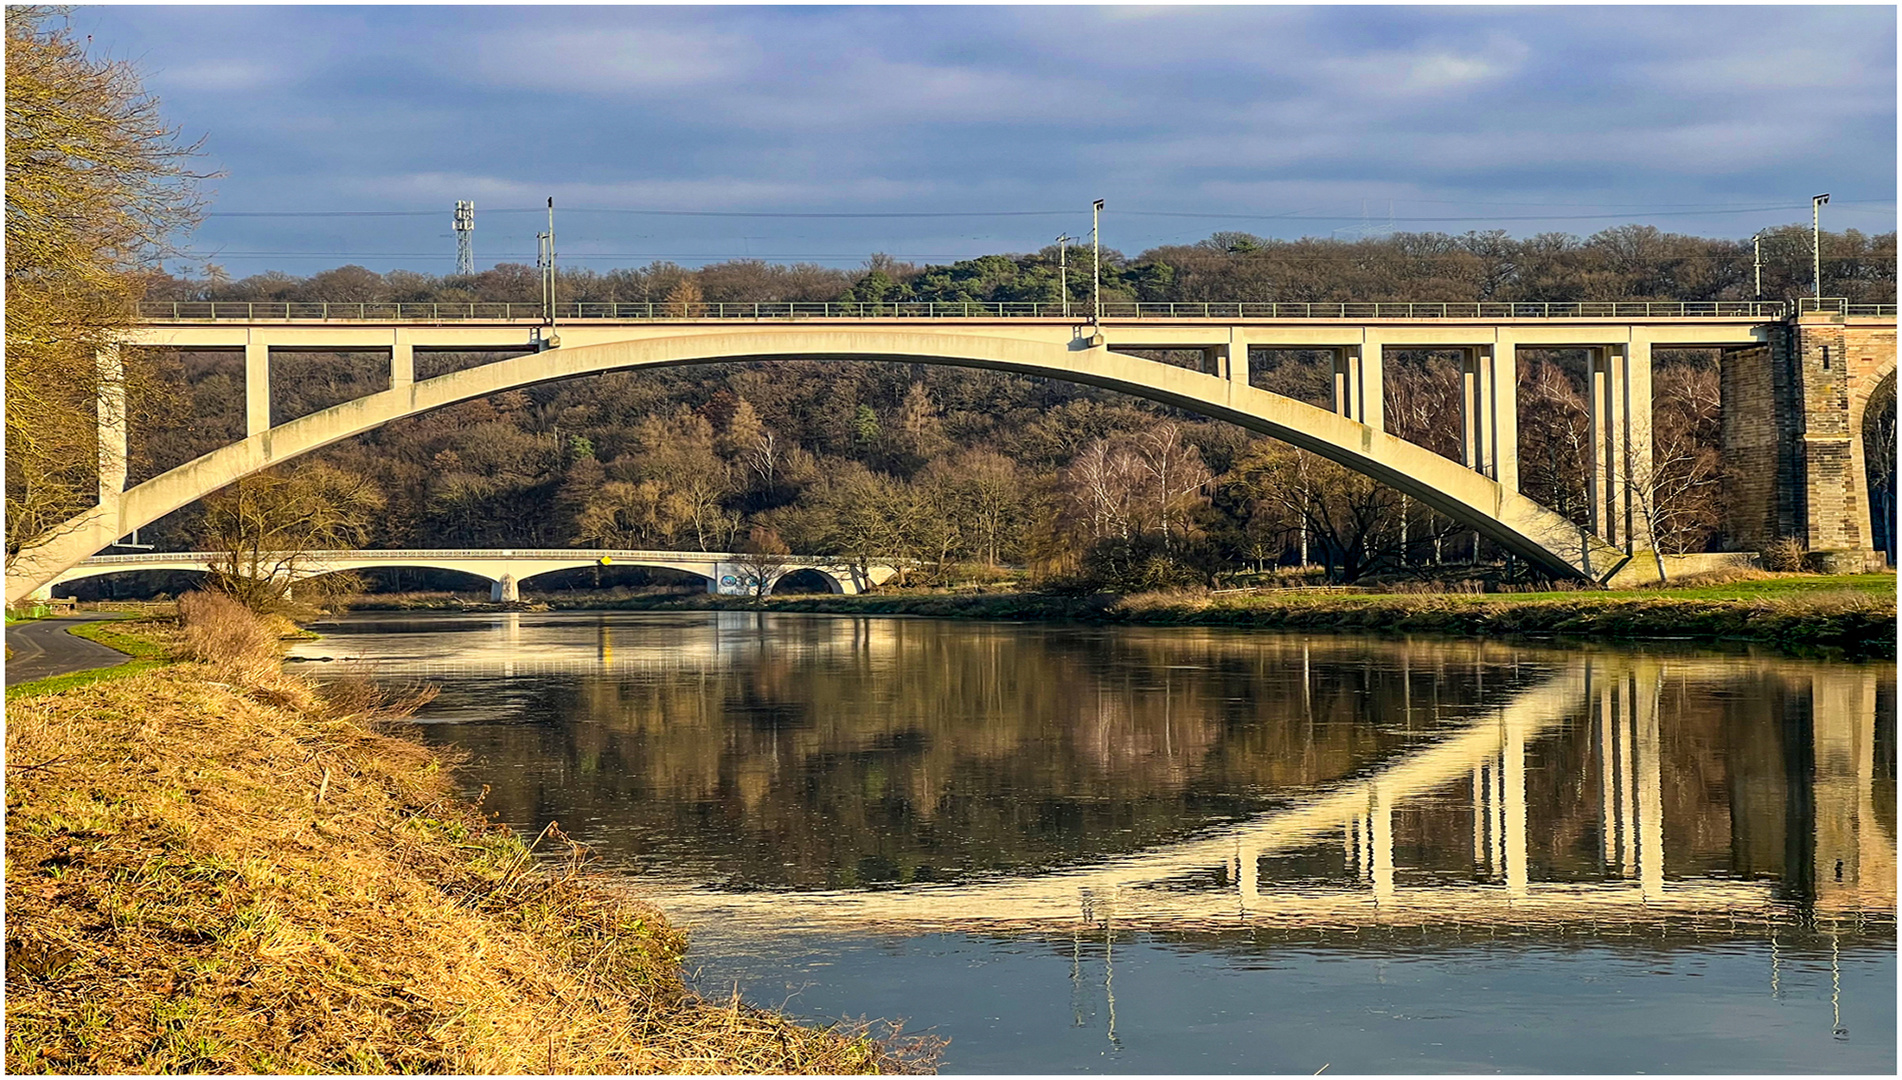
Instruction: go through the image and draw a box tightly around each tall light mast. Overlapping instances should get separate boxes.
[453,200,475,276]
[1750,231,1763,299]
[1091,199,1105,324]
[1055,234,1072,318]
[1811,193,1830,298]
[537,197,557,333]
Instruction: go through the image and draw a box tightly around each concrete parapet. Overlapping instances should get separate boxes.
[1602,551,1762,587]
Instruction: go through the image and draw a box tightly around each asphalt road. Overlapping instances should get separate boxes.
[5,613,134,687]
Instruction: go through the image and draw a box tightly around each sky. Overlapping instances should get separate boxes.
[69,4,1901,277]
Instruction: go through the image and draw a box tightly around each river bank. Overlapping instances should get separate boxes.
[3,607,932,1074]
[350,572,1898,657]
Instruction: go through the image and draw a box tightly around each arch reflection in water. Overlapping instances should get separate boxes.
[294,614,1895,943]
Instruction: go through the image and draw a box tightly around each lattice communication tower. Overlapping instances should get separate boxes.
[453,200,475,276]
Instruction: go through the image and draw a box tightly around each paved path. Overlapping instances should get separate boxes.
[5,614,133,687]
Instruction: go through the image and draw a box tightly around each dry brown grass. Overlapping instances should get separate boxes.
[6,617,934,1074]
[174,589,280,680]
[1761,538,1809,572]
[1639,565,1773,590]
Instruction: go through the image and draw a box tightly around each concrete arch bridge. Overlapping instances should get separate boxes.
[45,548,897,601]
[6,299,1893,603]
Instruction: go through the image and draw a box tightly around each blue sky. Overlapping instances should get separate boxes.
[71,4,1899,276]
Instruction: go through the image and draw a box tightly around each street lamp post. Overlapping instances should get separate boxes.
[1811,193,1830,299]
[1056,234,1072,318]
[1750,231,1764,300]
[1091,199,1105,323]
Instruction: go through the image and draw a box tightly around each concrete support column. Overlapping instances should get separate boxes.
[1493,340,1520,494]
[392,331,414,389]
[245,340,271,436]
[1459,340,1521,505]
[1462,348,1485,472]
[1227,334,1250,387]
[1588,341,1655,550]
[1627,338,1655,552]
[489,574,519,602]
[1360,334,1384,434]
[1332,335,1385,431]
[96,344,127,500]
[1589,347,1630,545]
[1333,348,1352,420]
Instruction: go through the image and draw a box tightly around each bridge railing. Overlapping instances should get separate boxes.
[72,548,885,566]
[1797,297,1900,317]
[135,299,1796,323]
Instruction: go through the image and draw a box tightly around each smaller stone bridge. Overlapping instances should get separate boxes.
[42,548,900,601]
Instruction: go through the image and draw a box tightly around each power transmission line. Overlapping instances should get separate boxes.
[200,199,1892,223]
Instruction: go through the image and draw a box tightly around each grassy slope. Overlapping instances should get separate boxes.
[5,619,924,1074]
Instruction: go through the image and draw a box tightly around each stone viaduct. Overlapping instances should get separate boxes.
[43,548,899,601]
[6,298,1893,604]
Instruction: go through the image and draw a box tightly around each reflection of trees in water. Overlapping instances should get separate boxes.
[410,621,1893,908]
[425,628,1523,887]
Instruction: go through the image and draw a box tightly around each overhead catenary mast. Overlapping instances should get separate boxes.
[453,200,475,276]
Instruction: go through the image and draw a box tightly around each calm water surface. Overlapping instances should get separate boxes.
[292,612,1896,1073]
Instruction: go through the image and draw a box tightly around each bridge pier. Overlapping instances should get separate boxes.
[1721,310,1893,564]
[245,339,270,435]
[1331,334,1385,433]
[391,332,413,389]
[489,574,519,603]
[1587,341,1654,550]
[1461,343,1519,494]
[1593,665,1665,897]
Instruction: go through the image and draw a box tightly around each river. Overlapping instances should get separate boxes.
[289,611,1896,1073]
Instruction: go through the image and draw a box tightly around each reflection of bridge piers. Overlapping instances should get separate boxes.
[654,653,1893,937]
[1588,664,1665,900]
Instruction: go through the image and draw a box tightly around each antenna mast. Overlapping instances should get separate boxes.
[453,200,475,276]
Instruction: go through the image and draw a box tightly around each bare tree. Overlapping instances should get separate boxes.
[6,8,208,560]
[731,525,791,606]
[201,464,384,610]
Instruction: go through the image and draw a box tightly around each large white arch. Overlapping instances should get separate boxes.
[7,329,1625,601]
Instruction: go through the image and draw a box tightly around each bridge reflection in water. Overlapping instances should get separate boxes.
[300,616,1895,943]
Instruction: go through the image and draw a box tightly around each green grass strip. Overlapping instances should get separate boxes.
[6,659,169,701]
[67,617,169,659]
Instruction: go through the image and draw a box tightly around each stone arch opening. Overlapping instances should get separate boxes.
[53,567,207,602]
[1862,371,1896,565]
[774,568,843,595]
[339,566,498,596]
[519,565,711,595]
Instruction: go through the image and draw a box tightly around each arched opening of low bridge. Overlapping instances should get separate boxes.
[518,565,712,596]
[52,567,208,602]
